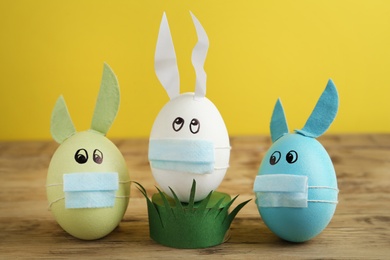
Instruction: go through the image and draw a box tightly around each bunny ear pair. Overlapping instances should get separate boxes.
[50,63,120,143]
[155,12,209,100]
[271,79,339,142]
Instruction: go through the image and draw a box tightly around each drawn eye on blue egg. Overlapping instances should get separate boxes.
[148,12,231,203]
[253,79,339,242]
[46,64,130,240]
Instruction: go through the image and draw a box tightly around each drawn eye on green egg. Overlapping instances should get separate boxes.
[148,12,231,203]
[46,63,130,240]
[254,80,339,242]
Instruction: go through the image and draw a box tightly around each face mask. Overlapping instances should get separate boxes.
[149,139,229,174]
[63,172,119,209]
[253,174,338,208]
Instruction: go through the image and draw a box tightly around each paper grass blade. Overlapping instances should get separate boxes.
[135,180,250,248]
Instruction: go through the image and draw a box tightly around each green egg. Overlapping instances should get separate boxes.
[47,63,130,240]
[47,131,130,240]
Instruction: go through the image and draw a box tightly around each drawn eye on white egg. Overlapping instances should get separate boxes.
[46,63,130,240]
[253,79,339,242]
[148,12,231,203]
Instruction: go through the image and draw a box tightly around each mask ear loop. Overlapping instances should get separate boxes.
[307,186,339,204]
[213,146,231,170]
[116,180,132,199]
[307,200,338,204]
[47,197,65,210]
[309,186,339,190]
[214,146,232,150]
[46,183,62,187]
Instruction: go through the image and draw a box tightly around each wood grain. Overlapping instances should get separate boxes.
[0,134,389,259]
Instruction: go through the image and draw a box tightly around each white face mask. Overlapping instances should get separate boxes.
[149,139,230,174]
[253,174,338,208]
[63,172,119,209]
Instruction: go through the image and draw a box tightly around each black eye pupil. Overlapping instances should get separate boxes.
[74,148,88,164]
[77,154,86,161]
[93,154,101,163]
[270,155,276,164]
[269,151,281,165]
[191,119,198,125]
[172,117,184,132]
[286,150,298,164]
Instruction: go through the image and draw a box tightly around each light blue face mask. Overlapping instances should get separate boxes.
[149,139,228,174]
[63,172,119,209]
[253,174,338,208]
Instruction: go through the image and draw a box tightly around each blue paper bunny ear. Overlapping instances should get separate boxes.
[295,79,339,138]
[270,98,289,142]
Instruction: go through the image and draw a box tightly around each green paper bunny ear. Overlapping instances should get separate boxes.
[295,79,339,138]
[90,63,120,135]
[50,95,76,143]
[270,98,289,143]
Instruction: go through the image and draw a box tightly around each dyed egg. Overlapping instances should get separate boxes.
[254,80,339,242]
[46,64,130,240]
[47,131,129,240]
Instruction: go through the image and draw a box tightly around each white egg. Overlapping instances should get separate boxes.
[149,93,230,202]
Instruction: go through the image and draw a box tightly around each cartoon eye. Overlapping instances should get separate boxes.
[172,117,184,132]
[189,118,200,134]
[74,148,88,164]
[286,150,298,164]
[269,151,281,165]
[93,149,103,164]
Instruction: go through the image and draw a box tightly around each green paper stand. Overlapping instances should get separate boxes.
[136,180,250,249]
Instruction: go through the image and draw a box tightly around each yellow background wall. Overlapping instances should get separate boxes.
[1,0,390,141]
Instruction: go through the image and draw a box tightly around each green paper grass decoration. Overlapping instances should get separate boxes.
[135,180,250,249]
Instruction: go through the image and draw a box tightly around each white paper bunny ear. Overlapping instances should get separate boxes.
[155,12,180,100]
[190,11,209,99]
[90,63,120,135]
[270,98,289,143]
[50,95,77,144]
[295,79,339,138]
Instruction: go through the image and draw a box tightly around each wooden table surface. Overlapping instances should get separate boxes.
[0,134,389,259]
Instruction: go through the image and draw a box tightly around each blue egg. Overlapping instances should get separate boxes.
[257,134,338,242]
[254,80,339,242]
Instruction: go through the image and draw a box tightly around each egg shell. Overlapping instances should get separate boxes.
[150,92,230,202]
[47,131,130,240]
[256,133,338,242]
